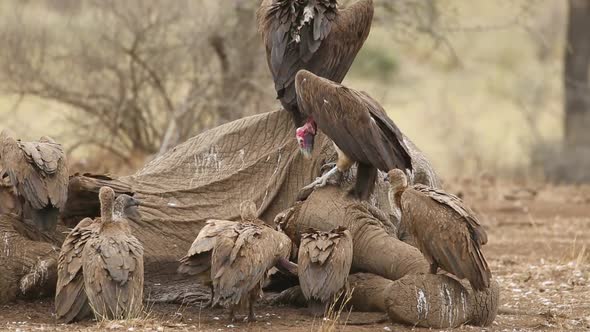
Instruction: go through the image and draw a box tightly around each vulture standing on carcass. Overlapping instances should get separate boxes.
[298,226,353,315]
[257,0,374,130]
[210,201,295,322]
[0,130,68,232]
[82,187,144,320]
[294,70,412,200]
[386,169,492,291]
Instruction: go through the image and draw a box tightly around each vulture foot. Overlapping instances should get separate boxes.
[301,166,341,191]
[429,262,438,274]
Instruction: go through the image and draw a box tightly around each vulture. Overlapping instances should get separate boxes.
[211,202,294,322]
[386,169,491,291]
[0,130,68,232]
[177,219,240,307]
[298,226,353,316]
[295,70,412,200]
[257,0,374,129]
[82,187,144,320]
[177,200,262,307]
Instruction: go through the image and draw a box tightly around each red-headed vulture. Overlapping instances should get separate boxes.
[387,169,492,291]
[294,70,412,200]
[257,0,374,129]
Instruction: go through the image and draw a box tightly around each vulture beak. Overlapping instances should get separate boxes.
[131,197,141,207]
[299,133,314,159]
[384,174,389,183]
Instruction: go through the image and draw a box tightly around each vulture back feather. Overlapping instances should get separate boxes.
[400,186,491,291]
[82,191,144,320]
[0,130,68,231]
[298,226,353,315]
[257,0,373,126]
[211,223,292,308]
[55,217,100,323]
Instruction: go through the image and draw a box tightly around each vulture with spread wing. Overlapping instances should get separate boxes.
[178,200,284,309]
[211,217,293,321]
[257,0,374,129]
[298,226,353,315]
[294,70,412,200]
[0,130,68,232]
[82,187,144,320]
[387,169,491,291]
[178,219,240,307]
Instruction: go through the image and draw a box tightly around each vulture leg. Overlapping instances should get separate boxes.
[228,306,236,322]
[206,284,215,308]
[320,162,337,173]
[247,291,257,322]
[300,166,341,192]
[430,262,439,274]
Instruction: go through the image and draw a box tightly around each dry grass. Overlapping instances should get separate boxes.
[311,287,354,332]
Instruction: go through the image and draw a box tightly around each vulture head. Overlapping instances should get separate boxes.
[114,194,141,220]
[294,70,320,159]
[239,199,257,221]
[386,169,408,192]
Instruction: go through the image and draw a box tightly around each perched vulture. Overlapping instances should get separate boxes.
[257,0,374,128]
[298,226,353,315]
[177,219,239,307]
[386,169,491,291]
[294,70,412,200]
[0,130,68,231]
[82,187,144,320]
[211,221,293,321]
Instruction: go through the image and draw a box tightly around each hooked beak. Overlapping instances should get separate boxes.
[131,197,141,207]
[299,133,315,159]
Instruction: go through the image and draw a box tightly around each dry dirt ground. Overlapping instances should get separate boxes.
[1,181,589,332]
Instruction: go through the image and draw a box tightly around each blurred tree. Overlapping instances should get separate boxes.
[564,0,590,148]
[0,0,273,163]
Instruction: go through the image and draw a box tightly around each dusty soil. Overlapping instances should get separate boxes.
[1,181,589,331]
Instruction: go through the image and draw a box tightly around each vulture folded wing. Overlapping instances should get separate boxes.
[298,229,353,303]
[0,135,67,210]
[212,225,291,306]
[296,73,411,172]
[83,236,144,318]
[186,220,239,257]
[258,0,372,116]
[55,218,97,322]
[413,185,488,245]
[402,189,491,290]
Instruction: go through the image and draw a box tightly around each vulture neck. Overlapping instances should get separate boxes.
[100,200,114,224]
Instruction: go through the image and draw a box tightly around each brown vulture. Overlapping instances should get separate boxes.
[0,130,68,232]
[298,226,353,315]
[294,70,412,200]
[386,169,492,291]
[82,187,144,320]
[211,219,293,321]
[178,219,240,308]
[257,0,374,129]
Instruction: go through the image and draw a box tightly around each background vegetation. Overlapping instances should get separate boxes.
[0,0,578,180]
